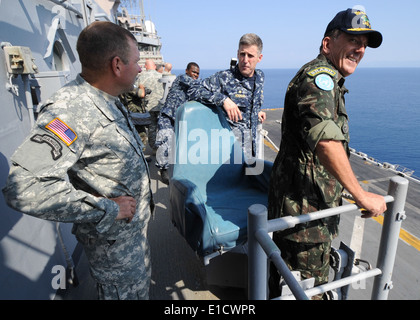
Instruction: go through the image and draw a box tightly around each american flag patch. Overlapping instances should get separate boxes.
[45,118,77,146]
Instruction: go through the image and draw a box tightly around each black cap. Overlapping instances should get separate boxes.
[324,9,383,48]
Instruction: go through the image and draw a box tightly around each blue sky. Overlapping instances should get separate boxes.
[138,0,420,70]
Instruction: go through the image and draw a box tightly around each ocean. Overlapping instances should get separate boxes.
[175,68,420,176]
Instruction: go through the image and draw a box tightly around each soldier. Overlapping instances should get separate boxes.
[138,59,164,153]
[188,33,266,158]
[155,62,200,184]
[268,8,386,299]
[2,21,154,300]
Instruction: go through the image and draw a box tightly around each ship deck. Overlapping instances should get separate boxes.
[58,108,420,300]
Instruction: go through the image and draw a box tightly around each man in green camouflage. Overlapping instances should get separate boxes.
[2,21,153,300]
[268,8,386,299]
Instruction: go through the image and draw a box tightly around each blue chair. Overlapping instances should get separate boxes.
[169,101,272,257]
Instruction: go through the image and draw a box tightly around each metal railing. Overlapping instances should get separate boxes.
[247,176,409,300]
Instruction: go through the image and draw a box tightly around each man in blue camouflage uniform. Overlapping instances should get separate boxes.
[188,33,266,158]
[155,62,200,184]
[268,9,387,299]
[2,21,153,300]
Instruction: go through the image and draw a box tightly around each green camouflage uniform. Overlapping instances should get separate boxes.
[2,75,154,300]
[138,69,164,150]
[268,54,349,291]
[121,77,147,114]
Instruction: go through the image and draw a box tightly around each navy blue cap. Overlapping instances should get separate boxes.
[325,9,383,48]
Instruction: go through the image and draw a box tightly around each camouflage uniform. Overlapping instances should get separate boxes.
[138,69,164,150]
[268,54,349,292]
[188,65,264,157]
[2,75,154,300]
[121,75,147,113]
[155,74,199,170]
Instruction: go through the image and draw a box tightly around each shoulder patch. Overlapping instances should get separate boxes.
[315,74,334,91]
[307,67,337,78]
[45,118,77,146]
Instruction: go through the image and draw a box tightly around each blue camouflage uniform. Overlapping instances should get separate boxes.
[188,65,264,157]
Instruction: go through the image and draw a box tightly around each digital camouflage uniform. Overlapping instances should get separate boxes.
[138,69,164,150]
[188,65,264,157]
[155,74,199,170]
[268,54,349,293]
[2,75,154,300]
